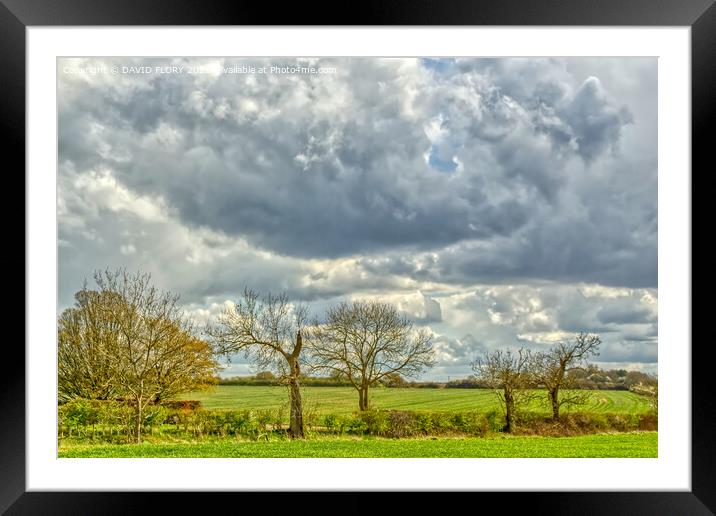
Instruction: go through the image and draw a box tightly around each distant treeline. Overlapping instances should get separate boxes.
[217,365,655,390]
[219,374,352,387]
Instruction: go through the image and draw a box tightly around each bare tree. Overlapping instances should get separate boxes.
[59,269,220,443]
[207,288,309,438]
[309,300,435,411]
[472,348,534,433]
[530,332,601,420]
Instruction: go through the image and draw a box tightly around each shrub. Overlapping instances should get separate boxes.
[638,413,658,431]
[323,413,338,432]
[485,409,504,433]
[303,402,320,433]
[272,405,287,431]
[60,403,656,441]
[223,410,259,437]
[429,412,455,433]
[415,412,434,435]
[58,399,136,440]
[141,405,168,434]
[323,413,351,435]
[256,410,273,432]
[449,411,488,436]
[357,410,391,435]
[386,411,417,438]
[510,411,656,436]
[346,415,368,435]
[60,399,96,437]
[342,410,490,438]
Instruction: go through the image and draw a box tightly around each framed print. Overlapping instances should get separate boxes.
[5,0,713,513]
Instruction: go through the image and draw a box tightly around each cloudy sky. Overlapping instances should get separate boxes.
[57,57,657,379]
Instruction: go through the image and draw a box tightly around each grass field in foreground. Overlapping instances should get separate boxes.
[59,432,657,458]
[179,385,652,415]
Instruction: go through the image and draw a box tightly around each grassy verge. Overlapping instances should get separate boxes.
[59,431,657,458]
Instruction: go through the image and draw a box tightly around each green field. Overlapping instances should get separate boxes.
[180,385,652,415]
[59,387,655,458]
[59,432,657,458]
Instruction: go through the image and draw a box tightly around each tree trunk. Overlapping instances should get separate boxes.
[550,387,560,420]
[358,385,369,411]
[287,356,304,439]
[504,389,514,433]
[134,397,143,444]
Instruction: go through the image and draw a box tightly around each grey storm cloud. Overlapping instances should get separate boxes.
[597,340,657,364]
[561,77,633,162]
[57,56,657,378]
[58,57,654,288]
[597,303,655,325]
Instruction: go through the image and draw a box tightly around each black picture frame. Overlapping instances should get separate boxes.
[4,0,711,513]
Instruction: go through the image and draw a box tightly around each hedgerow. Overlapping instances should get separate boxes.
[58,400,657,443]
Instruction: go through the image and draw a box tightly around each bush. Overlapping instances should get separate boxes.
[323,413,351,435]
[59,402,657,442]
[160,408,291,439]
[58,399,136,440]
[510,411,657,436]
[62,399,94,428]
[449,412,489,435]
[224,411,257,436]
[429,412,454,433]
[342,410,490,438]
[638,413,658,431]
[357,410,391,435]
[415,412,434,435]
[60,399,97,436]
[346,416,368,435]
[484,410,504,433]
[303,402,321,433]
[256,410,273,432]
[142,405,168,433]
[387,411,417,437]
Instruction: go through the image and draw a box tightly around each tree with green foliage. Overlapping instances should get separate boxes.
[58,289,125,402]
[58,269,219,443]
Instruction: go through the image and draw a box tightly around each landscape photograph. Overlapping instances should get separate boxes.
[57,56,658,458]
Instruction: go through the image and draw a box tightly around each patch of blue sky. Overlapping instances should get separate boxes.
[427,145,458,172]
[420,58,457,75]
